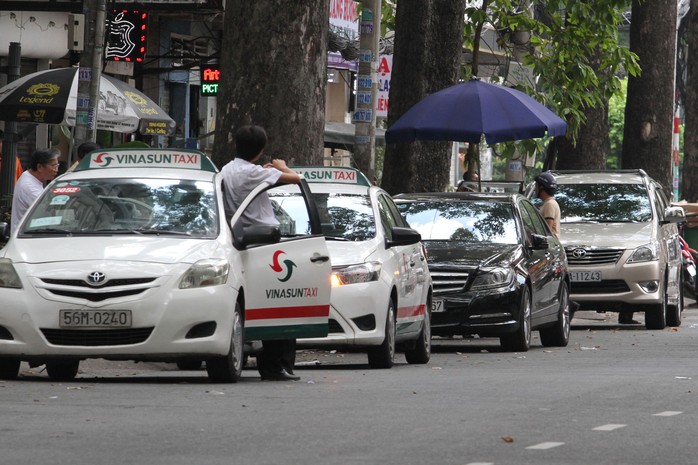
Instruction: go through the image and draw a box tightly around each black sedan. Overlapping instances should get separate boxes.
[395,192,570,351]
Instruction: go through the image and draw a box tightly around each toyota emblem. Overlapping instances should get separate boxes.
[86,271,106,286]
[572,248,587,258]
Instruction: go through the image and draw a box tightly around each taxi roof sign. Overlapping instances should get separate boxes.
[294,166,371,187]
[74,149,218,173]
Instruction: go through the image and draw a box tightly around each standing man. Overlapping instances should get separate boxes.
[11,149,59,233]
[534,171,561,240]
[66,141,101,173]
[220,125,302,381]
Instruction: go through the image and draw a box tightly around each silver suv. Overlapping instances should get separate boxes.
[528,170,685,329]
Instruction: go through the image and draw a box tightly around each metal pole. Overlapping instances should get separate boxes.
[353,0,380,183]
[88,0,107,142]
[75,0,105,146]
[0,42,21,206]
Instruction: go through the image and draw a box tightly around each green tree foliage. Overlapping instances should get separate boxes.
[607,78,627,169]
[463,1,639,170]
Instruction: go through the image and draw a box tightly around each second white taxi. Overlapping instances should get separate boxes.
[269,166,432,368]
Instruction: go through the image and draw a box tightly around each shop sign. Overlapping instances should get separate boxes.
[201,65,221,96]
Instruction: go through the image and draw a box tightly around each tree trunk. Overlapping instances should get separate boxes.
[381,0,465,195]
[621,0,676,190]
[683,0,698,201]
[211,1,329,169]
[555,47,609,170]
[555,99,609,170]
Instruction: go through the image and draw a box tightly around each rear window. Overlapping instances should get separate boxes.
[399,200,518,244]
[556,183,652,223]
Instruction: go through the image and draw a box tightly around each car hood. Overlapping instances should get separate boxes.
[326,240,378,266]
[424,241,519,268]
[560,222,655,248]
[3,236,224,265]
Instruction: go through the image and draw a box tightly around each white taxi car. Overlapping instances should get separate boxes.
[269,166,432,368]
[0,149,331,382]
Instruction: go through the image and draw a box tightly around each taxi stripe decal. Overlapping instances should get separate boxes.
[397,304,426,319]
[245,304,330,321]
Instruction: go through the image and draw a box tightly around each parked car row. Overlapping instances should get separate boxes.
[3,150,676,383]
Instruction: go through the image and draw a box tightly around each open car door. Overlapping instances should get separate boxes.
[231,179,331,341]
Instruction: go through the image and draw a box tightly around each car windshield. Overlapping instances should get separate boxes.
[556,183,652,223]
[399,200,519,244]
[20,177,218,237]
[269,191,376,241]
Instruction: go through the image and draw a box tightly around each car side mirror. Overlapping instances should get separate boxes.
[235,224,281,249]
[530,233,549,250]
[386,226,421,248]
[662,206,686,225]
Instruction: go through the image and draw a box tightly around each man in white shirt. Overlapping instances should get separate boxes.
[11,149,60,232]
[220,125,302,381]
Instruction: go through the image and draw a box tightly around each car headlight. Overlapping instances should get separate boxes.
[627,242,659,263]
[470,267,515,291]
[179,259,229,289]
[331,262,381,286]
[0,258,23,289]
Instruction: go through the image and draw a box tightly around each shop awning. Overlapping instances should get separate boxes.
[324,121,386,151]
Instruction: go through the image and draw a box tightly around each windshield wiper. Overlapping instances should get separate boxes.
[23,228,73,235]
[135,228,192,236]
[94,228,144,235]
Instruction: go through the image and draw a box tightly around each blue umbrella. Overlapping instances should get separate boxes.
[385,78,567,145]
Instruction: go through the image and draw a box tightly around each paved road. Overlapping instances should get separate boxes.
[2,306,697,465]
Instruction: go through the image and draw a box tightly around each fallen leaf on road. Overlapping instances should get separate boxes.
[501,437,514,443]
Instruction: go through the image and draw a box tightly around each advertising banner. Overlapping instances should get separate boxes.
[328,0,359,71]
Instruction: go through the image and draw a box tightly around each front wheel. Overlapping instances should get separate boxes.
[645,280,667,330]
[368,298,396,369]
[540,284,571,347]
[405,301,431,365]
[206,302,244,383]
[500,286,531,352]
[666,271,684,327]
[46,359,80,381]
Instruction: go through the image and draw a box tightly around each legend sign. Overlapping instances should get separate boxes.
[201,65,221,96]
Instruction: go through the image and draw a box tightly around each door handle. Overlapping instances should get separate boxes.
[310,255,330,263]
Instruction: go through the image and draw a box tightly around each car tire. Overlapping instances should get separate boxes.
[206,302,244,383]
[666,270,683,327]
[405,302,431,365]
[645,279,668,330]
[368,298,396,369]
[176,360,204,370]
[0,358,20,380]
[46,359,80,381]
[539,283,571,347]
[500,285,531,352]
